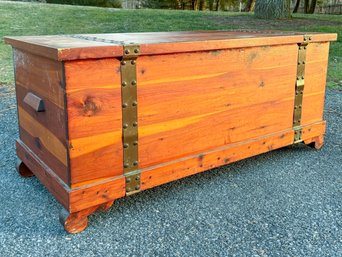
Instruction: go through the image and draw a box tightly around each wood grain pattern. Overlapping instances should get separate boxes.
[16,140,70,209]
[141,121,326,190]
[18,106,68,181]
[64,58,123,184]
[5,31,337,61]
[16,139,125,214]
[301,42,330,125]
[16,84,66,143]
[10,32,334,232]
[69,176,125,213]
[14,49,65,108]
[137,44,298,168]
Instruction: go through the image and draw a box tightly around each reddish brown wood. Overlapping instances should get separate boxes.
[69,176,125,213]
[16,140,70,209]
[141,121,326,190]
[16,159,34,177]
[59,200,114,233]
[14,49,69,184]
[4,31,337,61]
[5,30,336,234]
[64,58,122,184]
[304,135,324,150]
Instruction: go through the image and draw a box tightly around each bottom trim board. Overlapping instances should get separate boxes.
[16,121,325,213]
[140,121,325,190]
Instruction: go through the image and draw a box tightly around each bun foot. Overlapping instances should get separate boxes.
[100,200,114,211]
[16,159,34,177]
[59,201,115,234]
[304,135,324,150]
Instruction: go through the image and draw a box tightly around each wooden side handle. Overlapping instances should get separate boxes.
[23,92,45,112]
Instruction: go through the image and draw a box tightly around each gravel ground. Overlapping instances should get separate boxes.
[0,85,341,257]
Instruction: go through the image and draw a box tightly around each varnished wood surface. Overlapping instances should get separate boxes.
[60,200,114,233]
[14,49,69,184]
[141,121,326,190]
[16,120,326,216]
[301,42,330,125]
[16,140,70,209]
[137,44,298,168]
[5,31,337,61]
[16,139,125,213]
[64,58,123,184]
[63,40,332,185]
[11,31,333,232]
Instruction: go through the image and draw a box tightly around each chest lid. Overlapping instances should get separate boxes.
[4,30,337,61]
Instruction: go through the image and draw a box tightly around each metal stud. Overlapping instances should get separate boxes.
[132,101,137,107]
[133,161,138,166]
[133,141,138,146]
[126,177,131,183]
[133,121,138,127]
[123,123,128,129]
[124,163,129,168]
[123,143,129,148]
[131,80,137,86]
[125,49,130,54]
[135,185,140,190]
[122,103,128,108]
[121,60,126,65]
[122,81,127,87]
[136,175,140,180]
[134,48,140,54]
[131,60,136,65]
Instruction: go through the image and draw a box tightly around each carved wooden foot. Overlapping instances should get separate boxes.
[59,201,114,234]
[16,159,34,177]
[304,135,324,150]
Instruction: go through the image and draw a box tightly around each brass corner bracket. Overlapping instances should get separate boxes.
[293,35,311,143]
[120,44,141,195]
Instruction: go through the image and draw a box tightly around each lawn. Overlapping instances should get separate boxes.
[0,1,341,89]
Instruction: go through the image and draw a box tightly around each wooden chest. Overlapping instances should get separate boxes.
[5,31,337,233]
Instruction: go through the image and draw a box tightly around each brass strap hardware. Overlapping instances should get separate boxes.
[293,35,311,143]
[120,44,140,195]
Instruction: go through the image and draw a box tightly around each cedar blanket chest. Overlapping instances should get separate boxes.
[4,30,337,233]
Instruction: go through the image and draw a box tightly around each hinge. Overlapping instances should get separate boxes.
[293,35,311,143]
[120,44,140,195]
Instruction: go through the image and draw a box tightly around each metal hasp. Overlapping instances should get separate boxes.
[120,44,140,195]
[293,35,311,143]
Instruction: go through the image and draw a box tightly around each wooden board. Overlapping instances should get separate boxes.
[64,58,123,185]
[301,42,330,125]
[14,49,69,184]
[137,44,298,168]
[4,31,337,61]
[63,39,332,187]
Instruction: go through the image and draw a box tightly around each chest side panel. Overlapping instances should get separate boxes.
[64,58,123,185]
[14,49,68,184]
[301,42,330,125]
[137,44,299,168]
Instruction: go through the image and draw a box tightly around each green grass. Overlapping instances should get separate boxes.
[0,1,341,89]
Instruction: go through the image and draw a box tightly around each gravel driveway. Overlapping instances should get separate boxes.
[0,85,341,257]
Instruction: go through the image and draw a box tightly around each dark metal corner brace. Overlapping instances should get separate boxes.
[120,44,141,195]
[293,35,311,143]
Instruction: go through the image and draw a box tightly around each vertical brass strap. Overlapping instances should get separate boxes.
[293,35,311,143]
[120,45,140,195]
